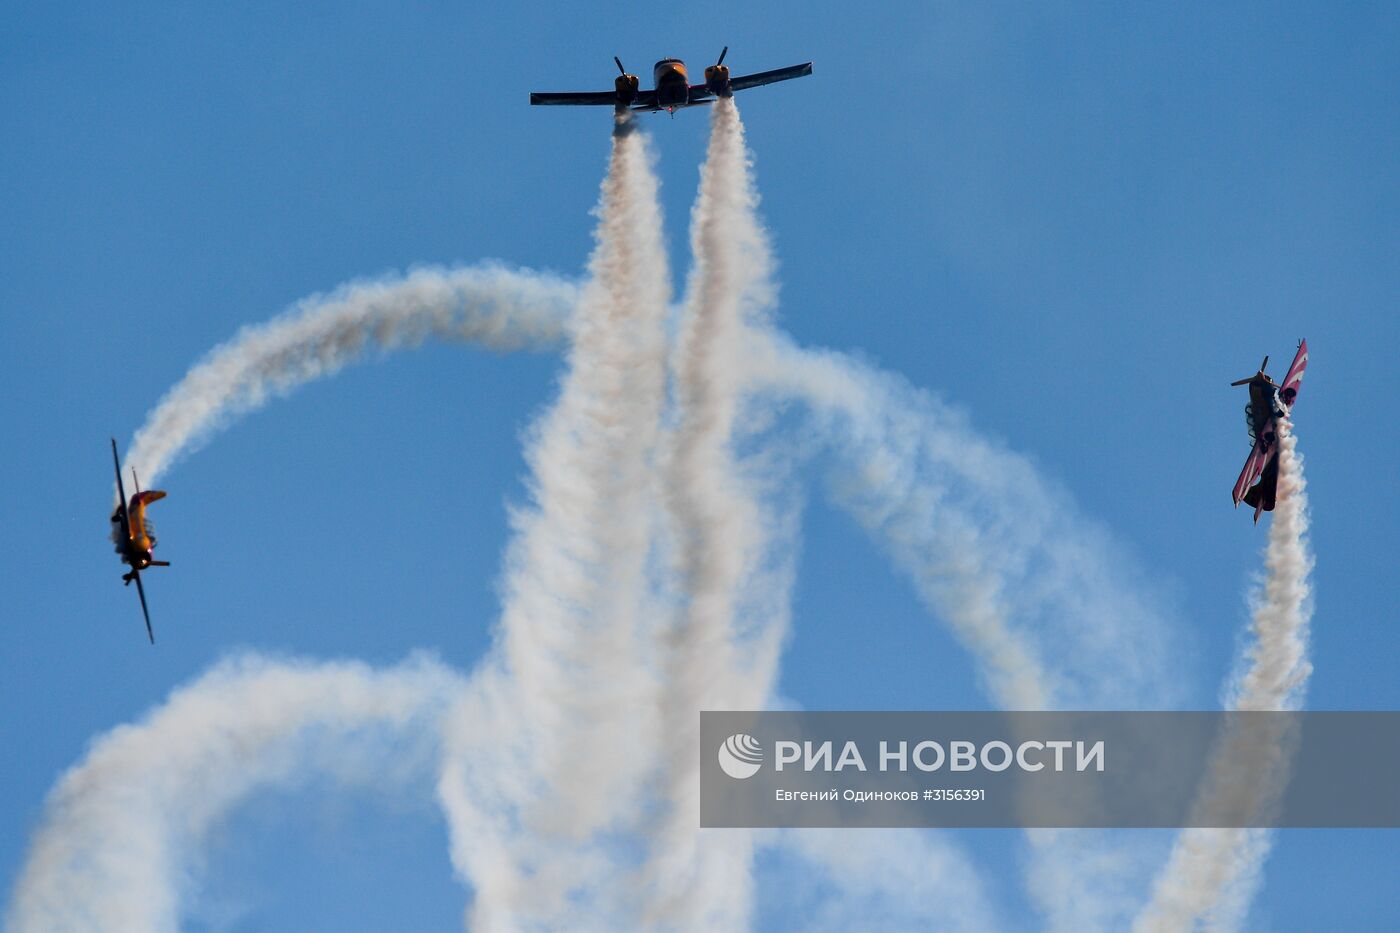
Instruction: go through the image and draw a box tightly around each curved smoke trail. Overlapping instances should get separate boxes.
[120,263,575,495]
[6,654,462,933]
[749,332,1181,712]
[1135,419,1313,932]
[437,113,672,930]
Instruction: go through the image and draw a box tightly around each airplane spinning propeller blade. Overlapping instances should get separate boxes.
[1230,356,1271,386]
[133,572,154,644]
[614,56,626,75]
[716,46,728,66]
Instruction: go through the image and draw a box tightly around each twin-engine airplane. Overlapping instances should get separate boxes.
[110,439,169,643]
[1230,340,1308,523]
[530,48,812,114]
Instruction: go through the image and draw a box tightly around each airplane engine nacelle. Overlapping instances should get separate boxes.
[705,63,732,98]
[614,72,640,107]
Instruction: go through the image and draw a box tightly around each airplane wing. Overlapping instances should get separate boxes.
[132,571,154,644]
[530,91,618,106]
[1278,339,1309,408]
[530,90,661,110]
[729,62,813,93]
[111,438,129,526]
[1232,438,1271,507]
[688,62,812,103]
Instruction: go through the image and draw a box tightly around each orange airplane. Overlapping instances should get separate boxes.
[110,438,169,642]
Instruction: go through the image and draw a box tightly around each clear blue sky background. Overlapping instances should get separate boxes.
[3,2,1396,929]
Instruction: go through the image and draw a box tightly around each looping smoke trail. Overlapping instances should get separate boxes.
[645,97,781,930]
[7,654,462,933]
[748,332,1181,712]
[1135,418,1313,933]
[437,112,672,929]
[121,264,575,495]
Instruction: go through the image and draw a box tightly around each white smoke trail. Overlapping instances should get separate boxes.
[121,263,575,494]
[750,332,1182,711]
[1229,422,1314,714]
[644,98,783,930]
[1135,419,1313,933]
[7,653,462,933]
[438,113,672,930]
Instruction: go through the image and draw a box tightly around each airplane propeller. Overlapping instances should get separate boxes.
[716,46,728,67]
[615,56,626,76]
[1230,356,1270,386]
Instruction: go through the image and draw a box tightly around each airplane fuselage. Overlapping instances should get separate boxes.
[118,542,153,577]
[112,488,166,580]
[112,515,154,579]
[1243,374,1280,448]
[653,59,690,111]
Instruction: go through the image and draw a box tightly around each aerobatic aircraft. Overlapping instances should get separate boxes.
[530,48,812,114]
[110,438,169,643]
[1230,340,1308,523]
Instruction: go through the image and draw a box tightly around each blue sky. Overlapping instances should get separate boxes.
[3,2,1397,929]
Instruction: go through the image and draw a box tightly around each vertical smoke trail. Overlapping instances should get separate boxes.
[438,112,672,929]
[7,654,461,933]
[646,97,779,929]
[121,264,575,493]
[1229,421,1314,714]
[1135,419,1313,932]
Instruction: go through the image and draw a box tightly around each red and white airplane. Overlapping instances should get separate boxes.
[1230,340,1308,523]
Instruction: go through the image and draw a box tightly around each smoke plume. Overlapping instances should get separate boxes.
[644,97,787,929]
[7,654,461,933]
[1135,419,1313,932]
[437,112,672,929]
